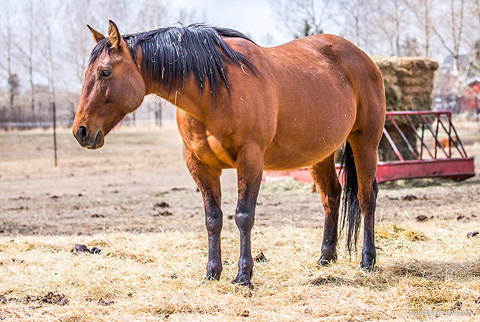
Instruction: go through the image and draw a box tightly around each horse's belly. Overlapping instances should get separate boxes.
[263,114,353,170]
[263,142,338,170]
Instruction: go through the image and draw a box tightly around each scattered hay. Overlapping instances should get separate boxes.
[389,259,480,281]
[311,275,352,286]
[397,278,466,311]
[0,223,479,321]
[376,222,427,242]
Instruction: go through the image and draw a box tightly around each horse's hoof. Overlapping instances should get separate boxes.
[317,255,337,267]
[359,257,376,272]
[232,270,254,289]
[359,264,375,272]
[232,278,254,289]
[205,272,221,281]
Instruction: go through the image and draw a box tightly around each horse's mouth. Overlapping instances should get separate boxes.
[87,131,104,150]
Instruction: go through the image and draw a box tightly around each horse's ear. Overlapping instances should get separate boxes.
[108,20,126,49]
[87,25,105,44]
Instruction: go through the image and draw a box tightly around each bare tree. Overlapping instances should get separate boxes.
[430,0,467,75]
[26,0,35,115]
[0,1,18,110]
[45,25,56,107]
[36,1,64,108]
[132,0,170,31]
[406,0,434,57]
[271,0,332,38]
[98,0,131,31]
[335,0,377,50]
[373,0,410,56]
[14,0,37,115]
[65,0,99,88]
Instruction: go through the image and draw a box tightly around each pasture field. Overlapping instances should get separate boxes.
[0,117,480,321]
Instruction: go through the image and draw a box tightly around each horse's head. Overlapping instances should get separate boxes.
[73,21,145,149]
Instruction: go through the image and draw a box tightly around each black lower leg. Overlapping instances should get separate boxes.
[318,217,338,266]
[360,180,378,271]
[205,207,223,280]
[360,219,376,271]
[233,210,254,286]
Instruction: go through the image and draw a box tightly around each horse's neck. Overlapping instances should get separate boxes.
[150,79,209,123]
[135,42,218,123]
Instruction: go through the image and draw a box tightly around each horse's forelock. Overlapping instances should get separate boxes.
[88,38,112,66]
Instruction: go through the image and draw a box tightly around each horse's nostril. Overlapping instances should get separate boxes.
[78,126,88,140]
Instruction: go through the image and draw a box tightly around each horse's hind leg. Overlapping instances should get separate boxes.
[348,135,380,271]
[184,148,224,280]
[309,153,342,266]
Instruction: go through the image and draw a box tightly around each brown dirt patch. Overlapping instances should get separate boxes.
[1,120,479,236]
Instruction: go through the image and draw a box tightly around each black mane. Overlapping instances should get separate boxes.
[89,24,257,96]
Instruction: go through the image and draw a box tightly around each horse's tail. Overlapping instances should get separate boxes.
[339,141,361,254]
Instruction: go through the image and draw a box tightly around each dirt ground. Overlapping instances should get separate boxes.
[1,118,480,237]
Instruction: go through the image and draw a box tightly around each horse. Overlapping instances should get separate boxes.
[73,21,386,287]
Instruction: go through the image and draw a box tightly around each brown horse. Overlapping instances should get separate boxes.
[73,21,386,287]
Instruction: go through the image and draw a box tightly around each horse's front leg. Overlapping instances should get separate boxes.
[233,146,264,287]
[184,148,224,280]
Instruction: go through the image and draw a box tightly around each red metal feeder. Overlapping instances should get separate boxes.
[262,111,475,184]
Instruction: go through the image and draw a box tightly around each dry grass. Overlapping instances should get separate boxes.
[1,220,480,321]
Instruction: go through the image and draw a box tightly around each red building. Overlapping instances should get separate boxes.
[463,77,480,113]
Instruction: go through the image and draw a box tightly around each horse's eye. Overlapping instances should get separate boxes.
[100,70,112,78]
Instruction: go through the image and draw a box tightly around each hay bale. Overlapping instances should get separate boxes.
[374,57,439,161]
[374,56,438,112]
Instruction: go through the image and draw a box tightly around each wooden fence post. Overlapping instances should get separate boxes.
[52,101,58,166]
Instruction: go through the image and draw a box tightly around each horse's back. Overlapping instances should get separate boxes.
[267,34,384,107]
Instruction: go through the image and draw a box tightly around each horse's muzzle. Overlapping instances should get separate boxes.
[73,126,104,149]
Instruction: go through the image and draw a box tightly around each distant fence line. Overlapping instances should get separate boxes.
[0,121,69,128]
[0,118,176,130]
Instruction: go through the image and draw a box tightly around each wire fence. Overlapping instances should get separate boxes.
[0,118,177,130]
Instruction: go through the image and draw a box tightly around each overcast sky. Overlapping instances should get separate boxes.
[169,0,293,46]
